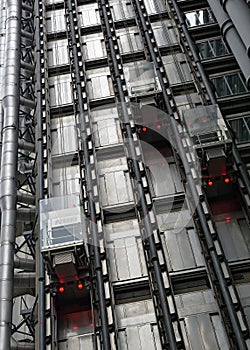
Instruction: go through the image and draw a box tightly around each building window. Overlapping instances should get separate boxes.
[229,116,250,143]
[198,38,229,59]
[212,73,248,97]
[185,8,216,28]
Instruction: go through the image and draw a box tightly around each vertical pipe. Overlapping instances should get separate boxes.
[0,0,21,349]
[221,0,250,57]
[34,0,45,349]
[207,0,250,88]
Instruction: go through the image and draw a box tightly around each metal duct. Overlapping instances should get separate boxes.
[16,192,35,206]
[208,0,250,88]
[18,139,35,152]
[0,0,21,348]
[16,208,36,222]
[220,0,250,57]
[11,339,34,350]
[14,256,35,272]
[14,272,36,289]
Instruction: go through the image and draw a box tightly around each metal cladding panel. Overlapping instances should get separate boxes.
[144,0,167,14]
[63,334,95,350]
[51,116,78,156]
[117,27,144,54]
[93,118,122,147]
[98,159,134,207]
[157,211,205,271]
[110,1,135,21]
[216,218,250,261]
[48,40,69,68]
[152,21,178,47]
[46,9,66,34]
[182,314,230,350]
[49,75,73,107]
[77,4,101,27]
[176,290,230,349]
[118,324,161,350]
[237,283,250,328]
[82,33,107,60]
[52,166,80,197]
[87,70,114,100]
[106,220,147,281]
[162,54,192,85]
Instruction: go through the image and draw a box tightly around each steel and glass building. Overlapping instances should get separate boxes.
[0,0,250,349]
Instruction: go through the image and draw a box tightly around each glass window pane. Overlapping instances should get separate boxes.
[230,117,250,143]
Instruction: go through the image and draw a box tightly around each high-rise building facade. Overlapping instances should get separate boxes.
[0,0,250,349]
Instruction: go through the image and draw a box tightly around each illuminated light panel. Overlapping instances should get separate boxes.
[58,286,65,293]
[77,281,83,290]
[224,177,230,184]
[207,179,213,187]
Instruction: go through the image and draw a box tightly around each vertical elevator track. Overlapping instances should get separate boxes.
[97,0,186,349]
[130,0,250,348]
[64,1,118,349]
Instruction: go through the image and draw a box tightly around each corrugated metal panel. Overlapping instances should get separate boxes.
[49,75,73,107]
[82,33,106,60]
[162,54,192,84]
[181,314,230,349]
[98,159,134,207]
[117,27,143,53]
[61,334,95,350]
[106,220,147,281]
[110,1,135,21]
[46,9,66,34]
[48,40,69,67]
[144,0,167,14]
[118,324,161,350]
[162,228,205,271]
[51,116,78,156]
[236,283,250,327]
[217,218,250,261]
[152,21,178,47]
[87,69,114,100]
[52,166,80,196]
[77,4,100,27]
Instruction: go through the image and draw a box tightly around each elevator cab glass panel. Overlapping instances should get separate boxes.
[40,194,86,251]
[124,61,161,97]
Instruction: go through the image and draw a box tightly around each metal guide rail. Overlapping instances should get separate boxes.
[97,0,185,349]
[64,1,118,349]
[130,0,250,348]
[35,0,52,348]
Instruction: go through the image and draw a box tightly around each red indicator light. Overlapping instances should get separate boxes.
[58,286,65,293]
[156,124,161,129]
[224,177,230,184]
[188,121,193,126]
[142,126,147,132]
[77,281,83,290]
[207,179,213,187]
[72,325,78,330]
[202,119,208,123]
[225,217,231,223]
[90,323,94,327]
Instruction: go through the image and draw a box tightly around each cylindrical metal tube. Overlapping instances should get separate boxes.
[208,0,250,88]
[0,1,21,348]
[221,0,250,57]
